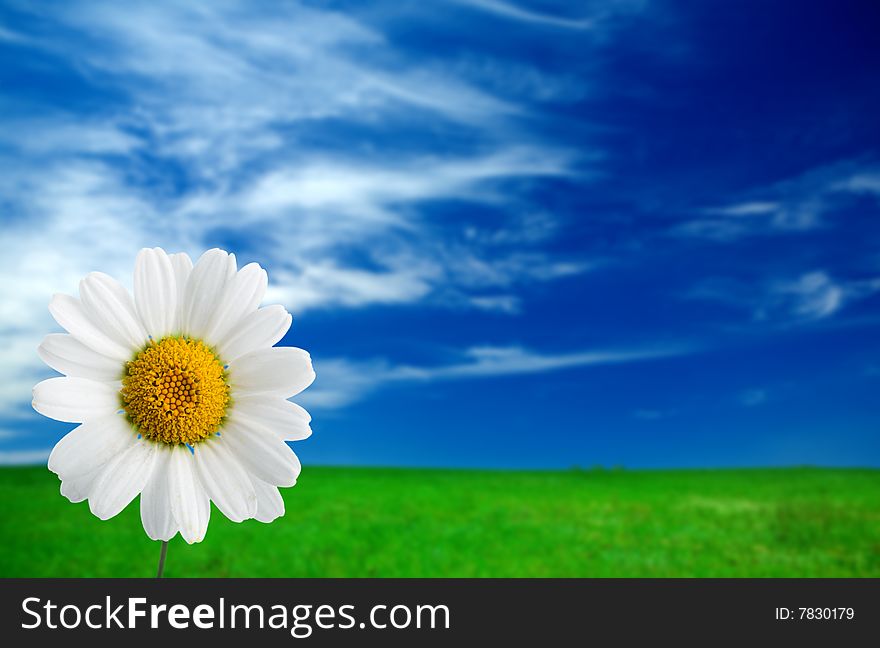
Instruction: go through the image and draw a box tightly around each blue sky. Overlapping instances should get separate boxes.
[0,0,878,468]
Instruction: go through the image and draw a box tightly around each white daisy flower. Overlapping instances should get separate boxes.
[32,248,315,544]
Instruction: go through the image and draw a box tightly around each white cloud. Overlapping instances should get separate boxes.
[831,172,880,196]
[0,116,140,156]
[703,201,780,216]
[0,1,603,422]
[419,345,685,378]
[236,148,574,217]
[464,211,560,245]
[265,262,438,311]
[0,25,31,44]
[1,2,590,317]
[13,1,520,180]
[0,449,51,466]
[298,343,690,410]
[673,201,821,242]
[294,358,391,410]
[469,295,522,313]
[685,270,880,325]
[453,0,648,32]
[673,161,880,242]
[768,272,845,320]
[454,0,597,30]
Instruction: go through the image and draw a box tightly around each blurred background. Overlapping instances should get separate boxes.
[0,0,878,577]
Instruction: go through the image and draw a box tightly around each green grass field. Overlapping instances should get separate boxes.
[0,466,877,577]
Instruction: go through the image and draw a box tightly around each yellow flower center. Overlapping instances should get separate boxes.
[121,337,229,446]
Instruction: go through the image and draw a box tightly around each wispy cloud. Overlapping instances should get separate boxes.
[454,0,597,30]
[469,295,522,313]
[831,172,880,196]
[704,202,780,217]
[0,25,31,44]
[0,1,591,317]
[0,117,140,156]
[0,449,51,466]
[299,343,691,410]
[672,161,880,242]
[767,272,845,320]
[672,200,822,242]
[235,148,575,217]
[0,0,605,421]
[453,0,649,33]
[685,270,880,325]
[8,1,519,175]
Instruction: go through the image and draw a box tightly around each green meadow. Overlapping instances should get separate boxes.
[0,466,877,578]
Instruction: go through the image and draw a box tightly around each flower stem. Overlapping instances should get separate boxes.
[156,541,168,578]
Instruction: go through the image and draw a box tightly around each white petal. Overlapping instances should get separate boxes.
[140,445,178,541]
[79,272,147,351]
[48,414,136,478]
[167,445,211,544]
[229,347,315,398]
[194,439,257,523]
[37,334,123,382]
[169,252,193,331]
[33,377,121,423]
[49,293,132,360]
[88,439,157,520]
[134,247,177,339]
[205,262,268,346]
[232,395,312,441]
[221,419,301,487]
[59,466,103,503]
[215,305,291,362]
[251,477,285,523]
[181,248,236,339]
